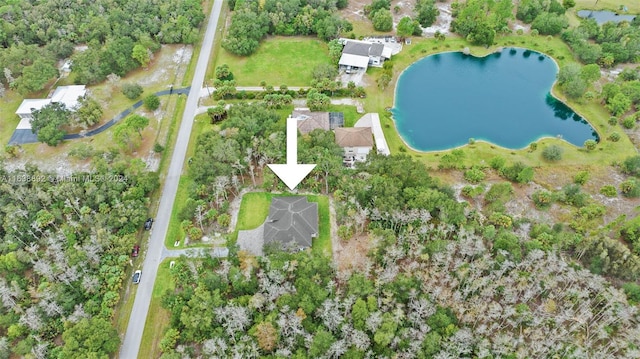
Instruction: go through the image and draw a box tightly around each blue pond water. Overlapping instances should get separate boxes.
[392,48,599,151]
[577,10,636,25]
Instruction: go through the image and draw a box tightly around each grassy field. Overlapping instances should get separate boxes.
[139,259,175,359]
[235,192,332,255]
[163,116,210,248]
[236,192,273,230]
[575,0,640,13]
[362,34,637,169]
[308,195,332,257]
[212,37,332,86]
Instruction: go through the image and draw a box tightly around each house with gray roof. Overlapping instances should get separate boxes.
[338,39,393,71]
[263,196,318,251]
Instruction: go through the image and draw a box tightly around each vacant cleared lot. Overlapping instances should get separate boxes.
[212,37,331,86]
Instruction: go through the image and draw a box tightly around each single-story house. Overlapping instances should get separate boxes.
[335,126,374,165]
[293,110,344,135]
[15,85,86,120]
[263,196,319,251]
[338,39,393,71]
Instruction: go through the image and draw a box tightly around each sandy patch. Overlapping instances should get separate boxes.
[422,2,454,36]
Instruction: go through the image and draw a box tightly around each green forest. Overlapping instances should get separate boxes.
[0,0,203,92]
[159,102,640,357]
[0,156,158,358]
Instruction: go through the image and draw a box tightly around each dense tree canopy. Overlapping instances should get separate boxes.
[0,0,204,87]
[415,0,439,28]
[451,0,513,46]
[30,102,71,146]
[562,19,640,66]
[0,156,158,358]
[223,0,352,56]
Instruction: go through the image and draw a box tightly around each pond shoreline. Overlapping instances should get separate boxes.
[390,47,599,152]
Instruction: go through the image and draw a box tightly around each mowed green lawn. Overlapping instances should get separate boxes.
[235,192,332,255]
[213,36,331,86]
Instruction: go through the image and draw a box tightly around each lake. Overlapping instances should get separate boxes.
[577,10,636,25]
[392,48,599,151]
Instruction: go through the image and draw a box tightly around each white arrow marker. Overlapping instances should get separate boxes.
[268,117,316,190]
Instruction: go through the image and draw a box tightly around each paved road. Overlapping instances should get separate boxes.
[118,1,223,358]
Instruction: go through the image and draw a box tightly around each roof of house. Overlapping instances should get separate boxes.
[338,53,370,69]
[15,99,52,115]
[343,40,384,57]
[263,197,319,249]
[335,127,373,148]
[50,85,86,109]
[355,113,390,155]
[15,85,86,117]
[293,110,330,134]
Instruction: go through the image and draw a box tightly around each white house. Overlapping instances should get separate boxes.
[15,85,86,120]
[338,40,393,71]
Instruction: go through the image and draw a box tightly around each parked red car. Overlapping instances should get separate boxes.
[132,244,140,257]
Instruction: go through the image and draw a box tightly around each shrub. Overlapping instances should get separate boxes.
[463,167,485,183]
[620,178,640,197]
[68,143,95,160]
[599,185,617,197]
[621,155,640,176]
[122,83,143,99]
[153,143,165,153]
[573,171,589,185]
[583,139,597,151]
[4,145,19,158]
[529,142,538,151]
[500,162,534,183]
[489,156,506,170]
[144,94,160,110]
[461,185,484,199]
[622,116,636,129]
[489,212,513,229]
[560,184,588,207]
[622,282,640,305]
[608,116,618,125]
[438,149,465,170]
[608,132,621,142]
[532,190,554,209]
[542,145,563,161]
[485,182,514,213]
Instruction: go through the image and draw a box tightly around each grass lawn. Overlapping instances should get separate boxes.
[236,192,273,231]
[212,36,331,86]
[308,195,331,257]
[362,34,637,168]
[575,0,640,13]
[0,92,23,146]
[235,192,332,256]
[164,115,210,248]
[327,104,361,127]
[139,259,175,359]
